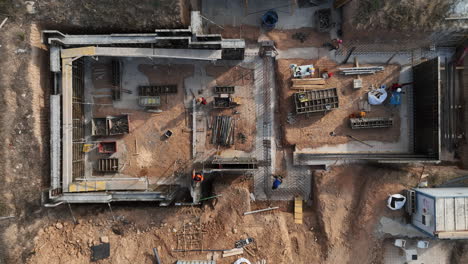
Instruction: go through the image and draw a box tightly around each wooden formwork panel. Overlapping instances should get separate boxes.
[294,88,339,114]
[97,158,119,172]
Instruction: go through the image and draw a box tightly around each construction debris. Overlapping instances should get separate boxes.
[235,238,254,248]
[214,94,241,108]
[92,115,130,136]
[243,207,279,215]
[211,116,235,146]
[339,66,384,75]
[91,243,110,261]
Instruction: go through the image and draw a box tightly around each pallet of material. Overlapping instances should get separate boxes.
[292,78,326,85]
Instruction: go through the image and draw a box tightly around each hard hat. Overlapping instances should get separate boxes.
[396,88,402,93]
[337,39,343,44]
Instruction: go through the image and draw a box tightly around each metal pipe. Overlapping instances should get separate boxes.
[44,201,64,207]
[243,206,279,215]
[152,248,162,264]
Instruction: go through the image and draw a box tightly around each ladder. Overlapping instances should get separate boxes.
[294,196,303,224]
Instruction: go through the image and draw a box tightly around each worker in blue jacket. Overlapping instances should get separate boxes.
[272,175,283,190]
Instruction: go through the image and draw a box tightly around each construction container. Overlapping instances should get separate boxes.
[92,115,129,136]
[98,141,117,154]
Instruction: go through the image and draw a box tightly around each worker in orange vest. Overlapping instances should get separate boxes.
[192,172,204,183]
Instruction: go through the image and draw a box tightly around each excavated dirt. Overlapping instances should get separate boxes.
[276,58,402,149]
[26,181,322,264]
[24,164,441,264]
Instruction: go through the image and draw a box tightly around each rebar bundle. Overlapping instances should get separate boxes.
[211,116,235,146]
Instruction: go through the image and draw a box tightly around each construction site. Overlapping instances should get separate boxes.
[1,0,468,263]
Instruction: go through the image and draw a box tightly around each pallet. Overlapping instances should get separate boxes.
[294,196,303,224]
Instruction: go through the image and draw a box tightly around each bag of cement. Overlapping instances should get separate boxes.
[368,88,387,105]
[387,194,406,210]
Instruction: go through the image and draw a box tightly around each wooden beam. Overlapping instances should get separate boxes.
[291,85,326,90]
[292,78,326,85]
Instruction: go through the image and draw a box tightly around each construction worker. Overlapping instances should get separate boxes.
[192,172,204,183]
[197,97,207,105]
[272,175,283,190]
[323,38,343,51]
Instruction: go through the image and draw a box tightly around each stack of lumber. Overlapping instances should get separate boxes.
[291,78,326,90]
[222,248,244,258]
[294,196,303,224]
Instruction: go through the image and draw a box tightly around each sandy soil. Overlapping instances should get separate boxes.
[24,164,437,264]
[276,58,402,148]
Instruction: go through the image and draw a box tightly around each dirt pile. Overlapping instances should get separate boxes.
[312,164,418,263]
